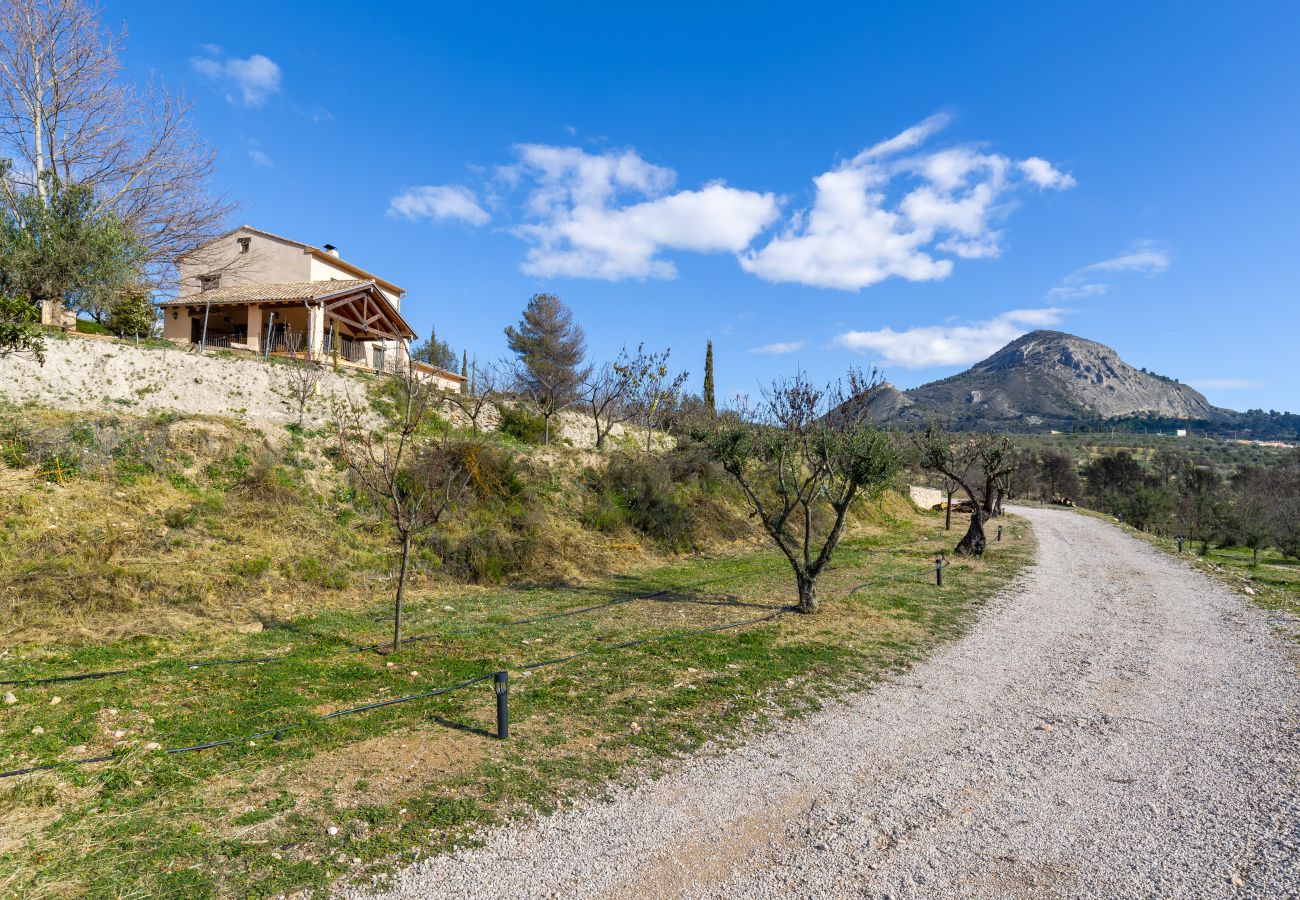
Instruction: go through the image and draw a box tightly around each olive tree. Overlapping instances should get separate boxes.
[704,369,900,613]
[915,427,1017,557]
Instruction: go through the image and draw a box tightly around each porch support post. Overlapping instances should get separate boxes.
[307,303,326,361]
[246,303,263,352]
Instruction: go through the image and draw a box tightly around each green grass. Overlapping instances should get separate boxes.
[0,510,1033,899]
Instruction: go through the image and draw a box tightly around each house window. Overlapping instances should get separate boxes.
[237,237,251,254]
[199,274,221,292]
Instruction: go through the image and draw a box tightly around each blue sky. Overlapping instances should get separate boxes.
[116,1,1299,412]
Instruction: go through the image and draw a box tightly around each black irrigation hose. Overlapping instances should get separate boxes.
[0,611,788,780]
[319,673,495,721]
[847,558,950,596]
[0,668,133,687]
[520,608,789,671]
[0,588,680,688]
[3,541,983,775]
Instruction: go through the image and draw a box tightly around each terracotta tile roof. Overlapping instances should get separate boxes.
[159,280,374,307]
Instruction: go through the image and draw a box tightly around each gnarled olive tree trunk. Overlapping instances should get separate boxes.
[955,509,987,556]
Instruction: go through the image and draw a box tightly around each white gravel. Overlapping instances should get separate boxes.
[346,507,1300,899]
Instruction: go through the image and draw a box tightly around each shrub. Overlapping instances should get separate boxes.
[430,508,545,583]
[235,461,303,507]
[498,404,547,445]
[458,444,526,502]
[591,452,694,550]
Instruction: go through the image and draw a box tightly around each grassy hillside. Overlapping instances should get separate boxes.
[0,401,1035,898]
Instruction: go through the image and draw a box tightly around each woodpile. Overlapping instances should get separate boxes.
[932,499,978,514]
[1051,496,1077,507]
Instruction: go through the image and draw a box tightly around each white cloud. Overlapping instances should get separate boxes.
[389,185,490,226]
[749,340,807,355]
[398,119,1071,287]
[1019,156,1078,190]
[834,308,1068,368]
[508,144,779,280]
[191,49,282,107]
[1049,242,1171,299]
[248,148,273,168]
[1188,378,1263,390]
[740,117,1076,291]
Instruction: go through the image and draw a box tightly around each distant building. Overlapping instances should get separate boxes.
[1175,428,1188,437]
[160,226,463,391]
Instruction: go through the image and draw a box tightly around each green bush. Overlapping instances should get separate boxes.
[430,509,544,583]
[589,452,694,550]
[498,404,546,445]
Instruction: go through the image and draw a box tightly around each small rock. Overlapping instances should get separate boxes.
[385,662,396,668]
[31,726,44,735]
[145,742,162,750]
[327,826,339,836]
[50,696,62,705]
[237,622,263,634]
[3,692,16,705]
[442,605,454,612]
[410,671,419,677]
[1244,587,1256,596]
[1036,723,1054,732]
[112,729,126,739]
[1231,875,1245,887]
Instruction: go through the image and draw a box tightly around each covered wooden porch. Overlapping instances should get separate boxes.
[160,280,417,369]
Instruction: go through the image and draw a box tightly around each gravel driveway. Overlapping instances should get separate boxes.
[349,507,1300,899]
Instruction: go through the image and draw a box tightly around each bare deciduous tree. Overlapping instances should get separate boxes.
[582,347,638,450]
[0,0,233,294]
[446,357,498,435]
[334,356,475,652]
[705,369,900,613]
[279,345,322,428]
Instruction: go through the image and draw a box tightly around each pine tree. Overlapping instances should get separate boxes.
[703,339,716,415]
[504,293,589,444]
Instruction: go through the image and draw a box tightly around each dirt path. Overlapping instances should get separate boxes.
[351,508,1300,899]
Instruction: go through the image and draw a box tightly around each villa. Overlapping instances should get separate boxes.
[160,226,462,391]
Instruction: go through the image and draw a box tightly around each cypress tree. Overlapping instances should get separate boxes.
[462,349,468,377]
[703,339,716,415]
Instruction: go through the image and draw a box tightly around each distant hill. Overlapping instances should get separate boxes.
[863,330,1235,430]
